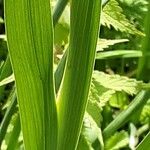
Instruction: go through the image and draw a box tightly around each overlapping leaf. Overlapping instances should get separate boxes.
[101,0,144,36]
[97,39,128,51]
[105,131,129,150]
[78,113,104,150]
[93,71,143,95]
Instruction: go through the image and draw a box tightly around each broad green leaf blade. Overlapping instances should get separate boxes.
[57,0,102,149]
[1,0,69,148]
[5,0,57,149]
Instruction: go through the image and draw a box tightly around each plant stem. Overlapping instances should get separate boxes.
[103,90,150,139]
[7,113,21,150]
[137,1,150,82]
[53,0,69,26]
[137,124,149,137]
[57,0,102,149]
[55,50,67,93]
[0,89,17,146]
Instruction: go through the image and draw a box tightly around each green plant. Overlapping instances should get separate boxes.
[0,0,150,149]
[4,0,101,149]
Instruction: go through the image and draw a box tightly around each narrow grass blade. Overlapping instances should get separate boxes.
[0,74,14,86]
[53,0,69,26]
[0,56,12,101]
[7,113,21,150]
[54,50,67,93]
[96,50,142,59]
[0,89,17,147]
[5,0,57,149]
[136,132,150,150]
[103,90,150,139]
[57,0,102,149]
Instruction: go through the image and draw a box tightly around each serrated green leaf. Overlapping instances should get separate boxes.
[140,99,150,124]
[90,79,116,106]
[87,100,102,127]
[105,131,129,150]
[88,79,115,126]
[101,0,144,36]
[97,39,128,51]
[93,71,143,95]
[78,113,104,150]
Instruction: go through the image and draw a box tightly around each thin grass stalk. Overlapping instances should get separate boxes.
[137,1,150,82]
[53,0,69,26]
[7,113,21,150]
[55,50,67,93]
[0,89,17,146]
[103,90,150,139]
[57,1,102,149]
[135,2,150,149]
[0,55,12,101]
[5,0,57,149]
[136,132,150,150]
